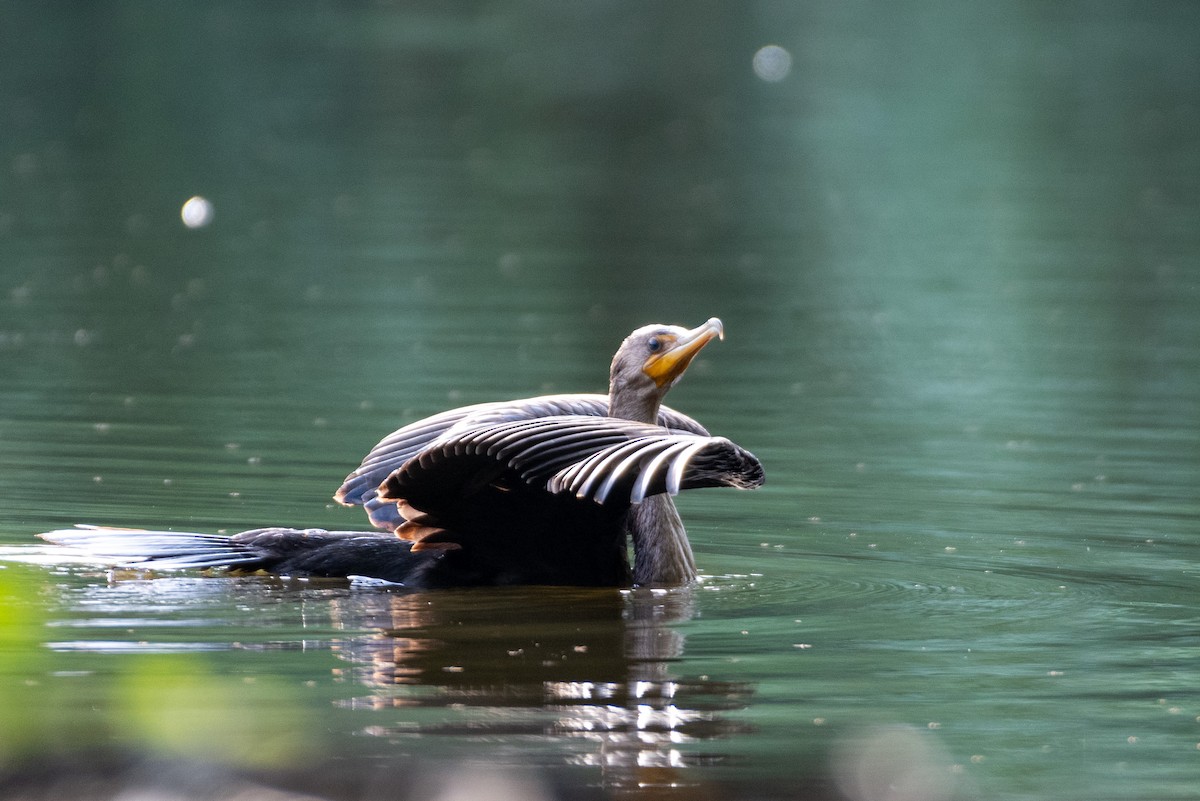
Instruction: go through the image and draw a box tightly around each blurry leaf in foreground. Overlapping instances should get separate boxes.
[0,566,53,757]
[116,654,316,768]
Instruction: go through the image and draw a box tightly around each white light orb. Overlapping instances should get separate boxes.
[180,196,214,229]
[752,45,792,82]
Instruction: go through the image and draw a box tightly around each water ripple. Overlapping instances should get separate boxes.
[697,554,1119,621]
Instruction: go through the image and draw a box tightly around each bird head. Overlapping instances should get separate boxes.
[608,317,724,422]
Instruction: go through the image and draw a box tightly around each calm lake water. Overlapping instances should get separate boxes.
[2,3,1199,800]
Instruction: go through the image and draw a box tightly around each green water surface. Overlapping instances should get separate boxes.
[1,3,1198,799]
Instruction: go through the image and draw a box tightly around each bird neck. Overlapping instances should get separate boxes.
[628,494,698,586]
[608,374,693,585]
[607,385,663,424]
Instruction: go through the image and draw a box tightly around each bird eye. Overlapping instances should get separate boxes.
[647,337,661,352]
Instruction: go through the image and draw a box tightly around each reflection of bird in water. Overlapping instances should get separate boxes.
[41,319,763,588]
[324,586,753,788]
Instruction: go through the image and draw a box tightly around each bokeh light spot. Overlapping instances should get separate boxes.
[752,45,792,82]
[180,196,214,229]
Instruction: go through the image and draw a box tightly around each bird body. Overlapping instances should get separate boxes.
[40,319,763,588]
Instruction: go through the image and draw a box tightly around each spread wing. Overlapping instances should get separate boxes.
[334,393,711,530]
[379,415,763,515]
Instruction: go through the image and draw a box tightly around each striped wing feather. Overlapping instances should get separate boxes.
[381,415,763,512]
[335,393,710,529]
[548,434,764,504]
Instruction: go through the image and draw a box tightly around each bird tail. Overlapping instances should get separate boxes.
[38,525,263,570]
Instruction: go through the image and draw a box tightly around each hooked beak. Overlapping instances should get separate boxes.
[643,317,724,387]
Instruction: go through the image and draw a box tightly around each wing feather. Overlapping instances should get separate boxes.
[571,438,655,501]
[380,415,763,516]
[597,439,678,504]
[630,440,693,503]
[334,393,709,530]
[551,433,764,506]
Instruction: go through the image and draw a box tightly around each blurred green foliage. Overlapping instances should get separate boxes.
[0,566,313,768]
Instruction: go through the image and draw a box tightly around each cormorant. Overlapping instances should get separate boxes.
[40,318,764,587]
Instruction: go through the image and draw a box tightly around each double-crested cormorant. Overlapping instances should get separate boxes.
[40,318,764,587]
